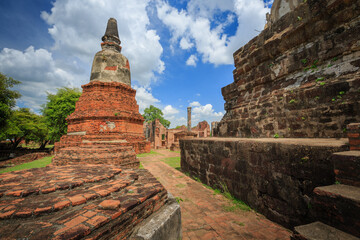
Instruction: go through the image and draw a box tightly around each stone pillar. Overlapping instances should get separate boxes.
[187,107,192,131]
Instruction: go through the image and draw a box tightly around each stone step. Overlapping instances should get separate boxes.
[292,221,359,240]
[332,151,360,187]
[313,184,360,237]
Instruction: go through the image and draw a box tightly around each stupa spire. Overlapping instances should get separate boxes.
[101,18,121,52]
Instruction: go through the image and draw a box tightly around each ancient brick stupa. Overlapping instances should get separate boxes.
[53,18,150,167]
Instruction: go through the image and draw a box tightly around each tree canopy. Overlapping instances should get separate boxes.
[42,87,81,142]
[142,105,171,128]
[0,73,21,133]
[1,108,47,148]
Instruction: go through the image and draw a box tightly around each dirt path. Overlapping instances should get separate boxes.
[139,149,292,240]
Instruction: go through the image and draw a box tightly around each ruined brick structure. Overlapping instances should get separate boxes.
[215,0,360,138]
[144,120,210,150]
[53,18,150,167]
[192,120,211,138]
[0,165,170,239]
[181,0,360,238]
[143,119,168,149]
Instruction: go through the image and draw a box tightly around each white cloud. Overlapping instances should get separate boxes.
[156,0,269,65]
[134,86,160,113]
[179,38,194,50]
[163,105,179,115]
[190,102,223,124]
[189,101,201,107]
[41,0,164,86]
[0,46,84,112]
[186,54,198,66]
[162,105,183,128]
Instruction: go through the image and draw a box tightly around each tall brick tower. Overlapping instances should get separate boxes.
[53,18,150,167]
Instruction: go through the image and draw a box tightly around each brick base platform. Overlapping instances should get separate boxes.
[53,81,151,166]
[0,165,167,239]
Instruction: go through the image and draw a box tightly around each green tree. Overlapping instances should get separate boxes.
[0,73,21,133]
[142,105,170,128]
[26,115,50,149]
[2,108,42,148]
[42,87,81,142]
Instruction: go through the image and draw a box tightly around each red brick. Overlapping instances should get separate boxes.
[41,187,56,194]
[64,215,88,228]
[6,190,22,197]
[99,200,121,210]
[349,139,360,145]
[86,215,109,228]
[54,224,90,239]
[15,210,32,218]
[111,209,124,220]
[0,210,15,219]
[96,190,111,197]
[34,206,52,215]
[54,200,71,210]
[84,193,98,200]
[348,133,360,138]
[350,146,360,150]
[3,205,15,211]
[104,66,117,71]
[68,195,86,206]
[83,211,97,218]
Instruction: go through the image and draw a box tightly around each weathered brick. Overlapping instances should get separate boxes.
[68,195,86,206]
[34,206,52,215]
[86,215,109,228]
[99,200,121,210]
[54,200,71,211]
[64,216,88,228]
[0,210,15,219]
[213,0,360,138]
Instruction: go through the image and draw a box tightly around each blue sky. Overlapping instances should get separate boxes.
[0,0,272,128]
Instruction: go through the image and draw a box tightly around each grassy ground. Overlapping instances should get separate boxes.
[0,156,53,174]
[160,156,252,213]
[21,143,54,149]
[161,156,181,171]
[136,150,163,158]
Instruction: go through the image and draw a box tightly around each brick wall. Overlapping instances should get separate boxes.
[180,138,349,228]
[215,0,360,138]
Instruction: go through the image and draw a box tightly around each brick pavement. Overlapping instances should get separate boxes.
[140,149,292,240]
[0,165,167,239]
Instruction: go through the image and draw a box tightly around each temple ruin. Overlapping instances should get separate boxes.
[181,0,360,239]
[0,18,181,239]
[53,18,150,167]
[143,107,211,150]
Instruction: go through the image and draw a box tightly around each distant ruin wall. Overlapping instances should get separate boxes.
[216,0,360,138]
[180,138,348,228]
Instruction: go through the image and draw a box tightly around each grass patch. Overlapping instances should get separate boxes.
[175,197,183,203]
[137,150,163,158]
[184,171,252,212]
[175,183,186,188]
[139,162,144,169]
[161,156,181,171]
[220,184,252,212]
[0,156,53,174]
[169,150,180,153]
[233,221,245,226]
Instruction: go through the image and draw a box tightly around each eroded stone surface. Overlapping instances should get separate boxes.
[215,0,360,138]
[0,166,167,239]
[180,137,348,228]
